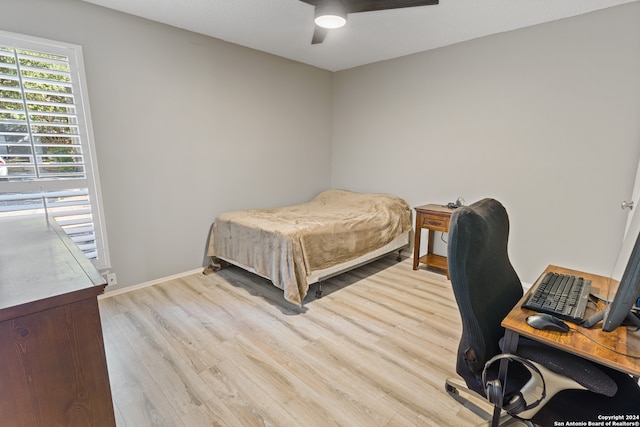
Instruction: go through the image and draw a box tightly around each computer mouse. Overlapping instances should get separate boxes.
[525,313,570,332]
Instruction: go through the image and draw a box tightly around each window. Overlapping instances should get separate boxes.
[0,30,110,270]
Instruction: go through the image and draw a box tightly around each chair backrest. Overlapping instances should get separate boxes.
[447,198,523,396]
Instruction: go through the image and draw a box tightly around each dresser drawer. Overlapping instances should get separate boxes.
[421,213,449,231]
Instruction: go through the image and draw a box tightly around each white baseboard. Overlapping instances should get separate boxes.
[99,267,204,299]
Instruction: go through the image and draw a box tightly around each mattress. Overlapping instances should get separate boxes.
[207,189,412,306]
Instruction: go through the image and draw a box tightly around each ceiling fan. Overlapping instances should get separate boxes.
[299,0,439,44]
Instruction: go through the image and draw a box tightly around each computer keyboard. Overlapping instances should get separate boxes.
[522,272,592,323]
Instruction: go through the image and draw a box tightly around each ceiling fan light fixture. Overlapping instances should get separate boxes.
[314,3,347,29]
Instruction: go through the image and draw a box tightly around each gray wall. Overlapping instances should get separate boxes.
[2,0,639,291]
[331,2,640,284]
[0,0,333,290]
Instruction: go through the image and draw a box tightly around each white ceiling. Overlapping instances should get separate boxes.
[82,0,638,71]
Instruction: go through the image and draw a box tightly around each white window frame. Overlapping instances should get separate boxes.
[0,30,110,271]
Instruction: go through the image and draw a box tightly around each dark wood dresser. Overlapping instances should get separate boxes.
[0,216,115,426]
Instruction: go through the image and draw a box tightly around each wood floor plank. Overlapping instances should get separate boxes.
[100,255,486,426]
[242,326,396,426]
[100,301,185,426]
[107,299,209,418]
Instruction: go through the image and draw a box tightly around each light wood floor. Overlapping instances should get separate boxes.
[99,255,487,426]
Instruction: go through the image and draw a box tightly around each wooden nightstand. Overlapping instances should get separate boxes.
[413,204,456,279]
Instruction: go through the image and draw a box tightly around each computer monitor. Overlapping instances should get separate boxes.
[582,228,640,331]
[602,228,640,332]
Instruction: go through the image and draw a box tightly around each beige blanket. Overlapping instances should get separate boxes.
[207,189,411,306]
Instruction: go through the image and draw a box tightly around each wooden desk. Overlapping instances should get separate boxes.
[501,264,640,377]
[0,216,116,427]
[491,265,640,426]
[412,204,456,278]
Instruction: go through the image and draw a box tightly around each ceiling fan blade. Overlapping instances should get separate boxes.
[311,26,329,44]
[299,0,438,13]
[300,0,439,45]
[345,0,438,14]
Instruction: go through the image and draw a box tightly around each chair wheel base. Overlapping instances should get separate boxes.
[445,377,535,427]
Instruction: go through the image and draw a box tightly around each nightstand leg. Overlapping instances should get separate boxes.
[413,225,421,270]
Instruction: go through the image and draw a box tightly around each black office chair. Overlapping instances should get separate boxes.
[444,198,640,426]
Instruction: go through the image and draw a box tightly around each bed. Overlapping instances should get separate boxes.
[205,189,412,306]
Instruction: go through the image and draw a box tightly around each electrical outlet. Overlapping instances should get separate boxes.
[106,273,117,286]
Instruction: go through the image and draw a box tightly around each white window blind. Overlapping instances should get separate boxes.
[0,31,109,270]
